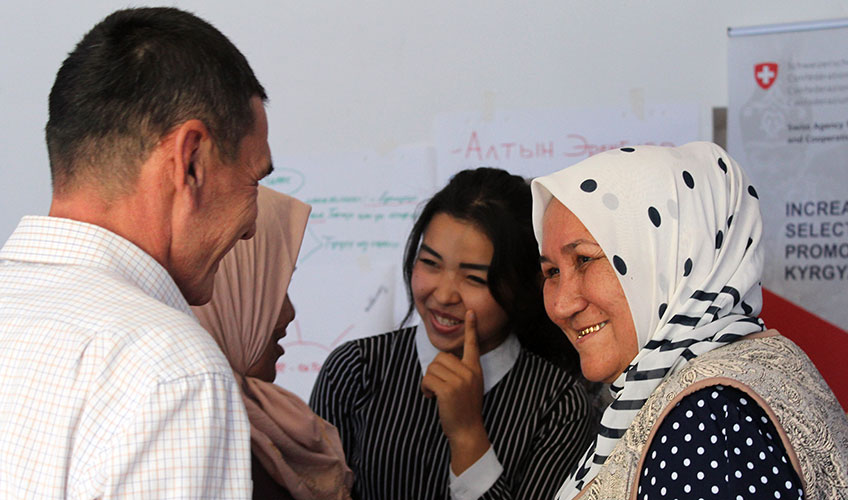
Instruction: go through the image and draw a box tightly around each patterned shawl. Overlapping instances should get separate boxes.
[530,142,766,498]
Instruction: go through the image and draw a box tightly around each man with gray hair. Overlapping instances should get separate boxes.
[0,7,274,498]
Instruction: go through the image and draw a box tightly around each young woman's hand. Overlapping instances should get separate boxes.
[421,310,491,474]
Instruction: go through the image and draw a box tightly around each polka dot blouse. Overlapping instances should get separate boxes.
[637,385,804,499]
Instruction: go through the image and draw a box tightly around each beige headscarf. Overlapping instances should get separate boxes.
[193,186,353,500]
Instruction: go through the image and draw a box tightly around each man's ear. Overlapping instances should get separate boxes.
[172,119,211,201]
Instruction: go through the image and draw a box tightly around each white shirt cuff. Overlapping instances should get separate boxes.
[448,445,504,500]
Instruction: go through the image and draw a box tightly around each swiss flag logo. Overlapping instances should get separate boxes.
[754,62,778,90]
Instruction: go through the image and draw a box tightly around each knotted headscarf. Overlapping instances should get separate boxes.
[531,142,765,498]
[193,186,353,500]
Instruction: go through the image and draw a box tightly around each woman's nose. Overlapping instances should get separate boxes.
[432,273,460,304]
[545,277,586,325]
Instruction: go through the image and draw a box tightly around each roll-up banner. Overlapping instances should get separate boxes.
[728,18,848,409]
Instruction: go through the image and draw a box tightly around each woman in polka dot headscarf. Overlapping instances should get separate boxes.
[531,142,848,500]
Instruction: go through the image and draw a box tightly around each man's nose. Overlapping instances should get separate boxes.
[241,222,257,240]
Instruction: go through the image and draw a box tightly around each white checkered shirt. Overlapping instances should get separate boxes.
[0,216,251,499]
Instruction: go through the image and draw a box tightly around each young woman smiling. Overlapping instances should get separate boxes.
[310,167,593,500]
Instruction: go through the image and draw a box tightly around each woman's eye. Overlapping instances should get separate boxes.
[577,252,604,267]
[467,275,488,286]
[418,257,437,267]
[543,267,559,280]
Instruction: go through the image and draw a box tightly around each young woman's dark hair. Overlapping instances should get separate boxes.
[401,167,578,370]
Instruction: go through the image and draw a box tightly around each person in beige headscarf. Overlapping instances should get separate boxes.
[193,186,353,500]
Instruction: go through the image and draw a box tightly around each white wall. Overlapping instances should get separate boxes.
[2,1,847,240]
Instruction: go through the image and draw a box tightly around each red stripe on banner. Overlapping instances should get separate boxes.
[761,288,848,411]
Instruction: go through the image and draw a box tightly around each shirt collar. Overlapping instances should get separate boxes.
[0,216,194,317]
[414,322,520,394]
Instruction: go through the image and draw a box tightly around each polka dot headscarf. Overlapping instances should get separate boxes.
[530,142,766,498]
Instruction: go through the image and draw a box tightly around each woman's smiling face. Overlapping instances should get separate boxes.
[411,213,510,357]
[540,199,639,383]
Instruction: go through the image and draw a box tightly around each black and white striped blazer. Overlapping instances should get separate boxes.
[309,326,594,500]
